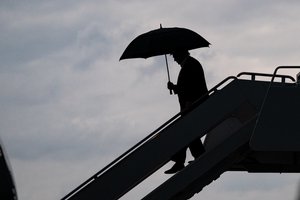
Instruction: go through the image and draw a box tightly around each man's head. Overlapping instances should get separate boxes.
[171,49,190,64]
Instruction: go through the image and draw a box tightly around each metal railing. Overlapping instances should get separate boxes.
[61,76,237,200]
[237,71,295,83]
[62,68,300,199]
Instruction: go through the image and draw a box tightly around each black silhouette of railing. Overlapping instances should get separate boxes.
[237,71,295,82]
[62,68,300,200]
[61,76,237,200]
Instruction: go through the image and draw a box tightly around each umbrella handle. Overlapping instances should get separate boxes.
[164,54,173,95]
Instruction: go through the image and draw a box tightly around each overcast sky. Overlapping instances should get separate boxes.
[1,0,300,200]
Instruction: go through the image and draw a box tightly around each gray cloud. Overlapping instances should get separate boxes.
[1,0,300,200]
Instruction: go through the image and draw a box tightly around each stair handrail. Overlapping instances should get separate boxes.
[237,71,295,82]
[61,76,238,200]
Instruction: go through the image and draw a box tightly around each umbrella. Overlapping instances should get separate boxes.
[120,26,210,60]
[120,25,210,93]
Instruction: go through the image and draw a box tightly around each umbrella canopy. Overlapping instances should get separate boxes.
[120,27,210,60]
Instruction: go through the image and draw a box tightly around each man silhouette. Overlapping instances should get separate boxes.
[165,49,208,174]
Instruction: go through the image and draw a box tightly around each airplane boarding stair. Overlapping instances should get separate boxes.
[62,66,300,200]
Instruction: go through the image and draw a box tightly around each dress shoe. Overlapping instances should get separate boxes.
[164,163,184,174]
